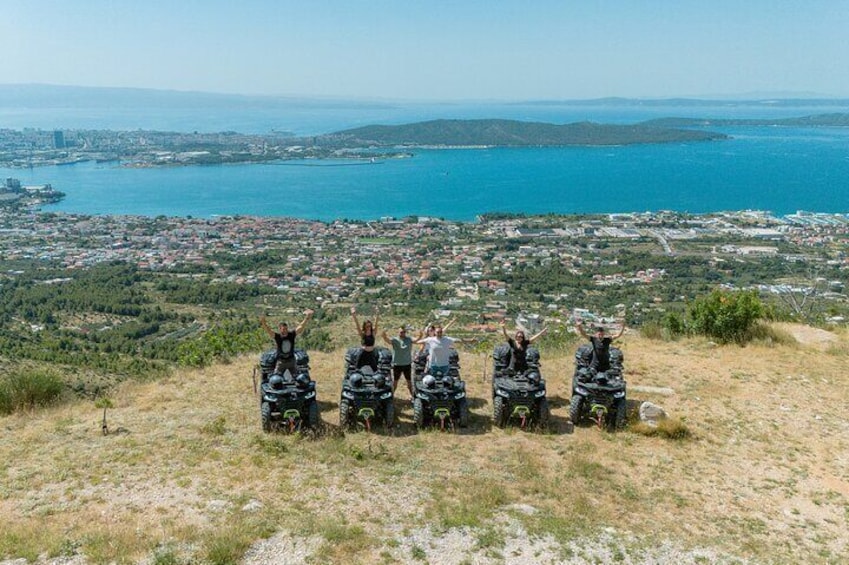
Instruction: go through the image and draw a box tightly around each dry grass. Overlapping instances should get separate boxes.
[2,325,849,563]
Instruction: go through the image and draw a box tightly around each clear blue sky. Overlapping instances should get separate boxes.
[2,0,847,100]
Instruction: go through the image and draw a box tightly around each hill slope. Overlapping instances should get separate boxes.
[2,328,848,564]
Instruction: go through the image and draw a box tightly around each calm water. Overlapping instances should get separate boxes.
[2,102,849,220]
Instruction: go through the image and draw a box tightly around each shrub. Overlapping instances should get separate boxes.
[640,312,685,341]
[639,321,663,340]
[629,418,692,440]
[0,368,65,414]
[747,322,798,347]
[687,289,764,344]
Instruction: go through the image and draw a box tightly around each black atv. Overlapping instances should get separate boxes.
[339,347,395,432]
[491,344,550,429]
[256,349,319,433]
[569,344,626,431]
[412,349,469,431]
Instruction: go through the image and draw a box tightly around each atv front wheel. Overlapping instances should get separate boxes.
[339,398,352,429]
[569,394,584,425]
[537,398,551,431]
[307,400,320,429]
[493,395,507,429]
[385,401,396,430]
[413,398,425,429]
[611,398,626,431]
[457,399,470,429]
[261,401,272,433]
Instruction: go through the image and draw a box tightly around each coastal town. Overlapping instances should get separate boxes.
[0,127,406,168]
[1,204,847,330]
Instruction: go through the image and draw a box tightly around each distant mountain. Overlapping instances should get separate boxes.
[0,83,396,110]
[515,97,849,107]
[641,113,849,127]
[325,119,727,147]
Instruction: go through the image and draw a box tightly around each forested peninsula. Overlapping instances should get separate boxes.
[324,118,727,147]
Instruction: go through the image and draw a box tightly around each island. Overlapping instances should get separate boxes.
[323,118,728,147]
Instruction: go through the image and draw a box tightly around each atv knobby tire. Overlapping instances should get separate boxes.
[339,398,352,429]
[493,395,507,429]
[537,398,551,430]
[611,398,626,431]
[458,398,469,428]
[385,401,396,430]
[261,401,272,433]
[413,398,426,429]
[569,394,584,425]
[308,401,320,429]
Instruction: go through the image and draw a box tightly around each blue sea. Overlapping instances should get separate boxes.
[2,100,848,220]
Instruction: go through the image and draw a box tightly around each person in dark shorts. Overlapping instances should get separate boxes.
[351,305,380,371]
[575,316,625,372]
[500,319,548,373]
[382,325,414,396]
[260,309,314,376]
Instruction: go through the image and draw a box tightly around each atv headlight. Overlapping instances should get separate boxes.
[534,390,546,398]
[495,388,509,398]
[575,386,588,396]
[380,392,392,400]
[304,391,316,400]
[454,392,466,400]
[263,394,277,402]
[342,390,355,400]
[613,391,626,399]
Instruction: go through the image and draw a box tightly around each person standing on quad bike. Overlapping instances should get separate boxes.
[575,316,625,373]
[351,305,380,371]
[417,318,456,353]
[500,319,548,373]
[260,309,314,376]
[414,323,467,375]
[382,325,415,396]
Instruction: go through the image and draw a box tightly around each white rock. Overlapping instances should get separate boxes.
[242,499,264,512]
[639,401,668,427]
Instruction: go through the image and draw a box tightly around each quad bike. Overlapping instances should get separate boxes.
[491,344,550,430]
[255,349,319,433]
[412,349,469,431]
[569,344,626,431]
[339,347,395,432]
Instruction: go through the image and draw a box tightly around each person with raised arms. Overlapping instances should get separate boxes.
[500,319,548,373]
[351,305,380,371]
[414,322,467,375]
[260,309,314,376]
[575,316,625,373]
[382,325,415,396]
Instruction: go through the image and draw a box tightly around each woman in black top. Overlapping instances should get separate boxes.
[351,305,380,371]
[500,319,548,373]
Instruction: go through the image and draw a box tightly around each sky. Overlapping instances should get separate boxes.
[2,0,848,101]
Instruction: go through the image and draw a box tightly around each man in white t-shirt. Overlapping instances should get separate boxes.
[414,324,465,375]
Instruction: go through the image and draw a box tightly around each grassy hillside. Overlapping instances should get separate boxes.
[2,326,848,564]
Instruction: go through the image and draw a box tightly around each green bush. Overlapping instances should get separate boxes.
[0,369,65,414]
[687,289,764,344]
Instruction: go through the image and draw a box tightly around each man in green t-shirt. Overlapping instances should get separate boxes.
[382,326,414,396]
